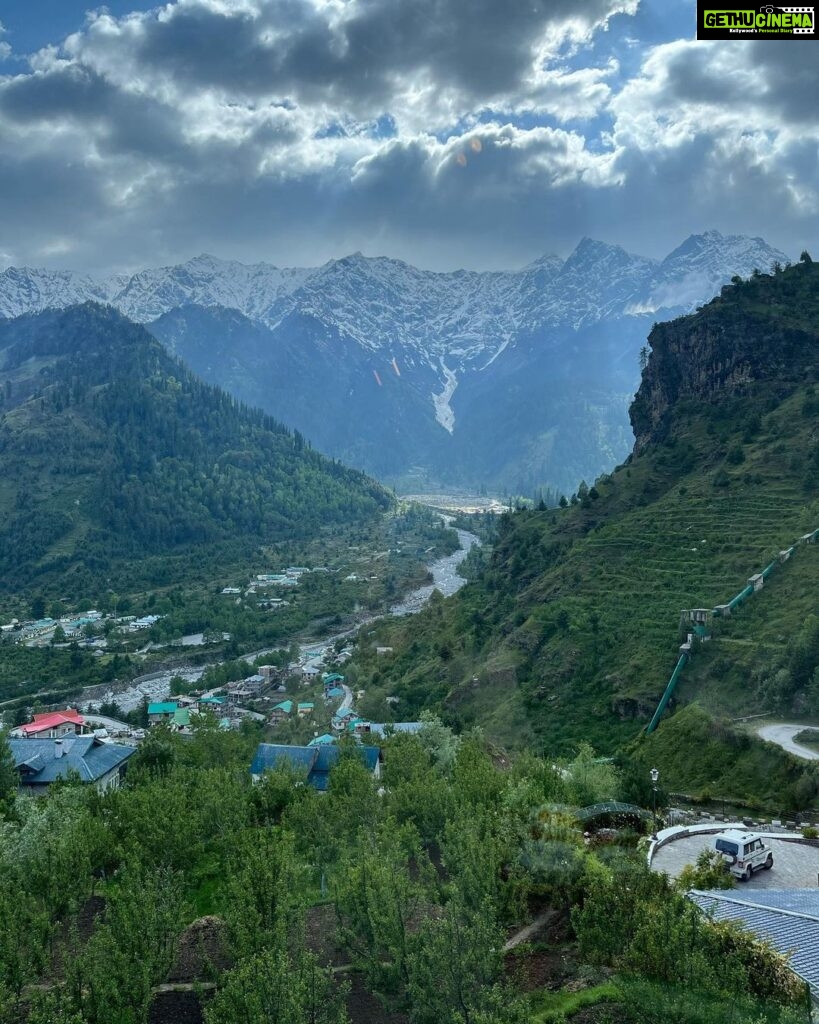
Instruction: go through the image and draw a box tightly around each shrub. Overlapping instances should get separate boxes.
[713,468,730,488]
[726,444,745,466]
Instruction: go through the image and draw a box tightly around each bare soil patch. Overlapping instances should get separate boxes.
[505,946,577,992]
[343,973,409,1024]
[50,894,107,979]
[167,916,231,984]
[569,1004,629,1023]
[305,903,350,968]
[148,989,208,1024]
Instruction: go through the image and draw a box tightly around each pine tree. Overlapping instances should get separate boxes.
[0,732,17,814]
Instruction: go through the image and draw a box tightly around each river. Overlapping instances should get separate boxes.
[85,523,480,712]
[290,521,479,666]
[389,526,479,615]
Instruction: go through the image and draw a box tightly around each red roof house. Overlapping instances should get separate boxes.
[19,709,85,738]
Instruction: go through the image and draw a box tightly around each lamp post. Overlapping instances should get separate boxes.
[650,767,659,839]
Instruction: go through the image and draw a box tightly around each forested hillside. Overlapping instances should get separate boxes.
[0,304,391,596]
[344,257,819,807]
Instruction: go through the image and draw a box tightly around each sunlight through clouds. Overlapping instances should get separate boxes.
[0,0,814,273]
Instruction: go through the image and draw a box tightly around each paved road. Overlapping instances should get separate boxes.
[653,833,819,888]
[80,713,134,734]
[757,723,819,761]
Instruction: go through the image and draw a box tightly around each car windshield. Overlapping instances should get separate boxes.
[715,840,739,856]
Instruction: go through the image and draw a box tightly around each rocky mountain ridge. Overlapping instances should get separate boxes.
[0,231,790,492]
[0,232,786,353]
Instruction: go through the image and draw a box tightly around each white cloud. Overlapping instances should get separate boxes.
[0,1,815,273]
[610,39,819,154]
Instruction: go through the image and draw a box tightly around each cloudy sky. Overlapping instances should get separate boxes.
[0,0,816,274]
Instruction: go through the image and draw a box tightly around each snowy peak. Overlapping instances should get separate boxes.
[523,253,563,273]
[641,231,789,313]
[111,255,312,323]
[534,238,658,328]
[0,232,792,365]
[1,229,789,496]
[519,253,563,292]
[659,230,785,277]
[0,266,108,319]
[560,237,652,275]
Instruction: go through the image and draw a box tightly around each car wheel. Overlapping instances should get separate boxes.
[741,866,752,882]
[764,855,773,870]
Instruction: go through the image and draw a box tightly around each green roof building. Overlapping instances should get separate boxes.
[199,695,226,707]
[270,700,293,724]
[147,702,177,723]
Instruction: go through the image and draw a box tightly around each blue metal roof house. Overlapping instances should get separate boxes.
[689,889,819,1002]
[9,737,137,795]
[359,722,424,738]
[250,742,380,791]
[308,734,336,746]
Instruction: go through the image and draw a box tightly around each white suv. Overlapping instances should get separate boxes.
[713,830,773,881]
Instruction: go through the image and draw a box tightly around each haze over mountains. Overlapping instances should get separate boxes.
[0,231,788,494]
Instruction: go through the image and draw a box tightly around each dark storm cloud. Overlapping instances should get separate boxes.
[130,0,630,109]
[0,148,113,264]
[639,40,819,126]
[343,125,810,264]
[0,63,112,122]
[0,62,190,164]
[746,43,819,125]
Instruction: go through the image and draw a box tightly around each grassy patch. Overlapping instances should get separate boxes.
[528,981,620,1021]
[612,977,806,1024]
[634,704,809,812]
[529,976,806,1024]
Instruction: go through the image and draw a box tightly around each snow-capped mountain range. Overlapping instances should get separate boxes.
[0,231,789,492]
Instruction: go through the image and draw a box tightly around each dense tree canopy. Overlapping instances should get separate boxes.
[0,719,807,1024]
[0,304,391,593]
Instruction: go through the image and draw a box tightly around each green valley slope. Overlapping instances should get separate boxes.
[0,303,392,596]
[347,257,819,807]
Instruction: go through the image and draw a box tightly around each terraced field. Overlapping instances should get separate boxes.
[348,372,819,771]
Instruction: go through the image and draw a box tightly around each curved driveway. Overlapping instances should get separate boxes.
[652,832,819,888]
[757,723,819,761]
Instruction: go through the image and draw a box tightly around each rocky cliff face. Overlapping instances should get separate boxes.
[630,261,819,451]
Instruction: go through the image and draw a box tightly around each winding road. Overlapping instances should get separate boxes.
[757,723,819,761]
